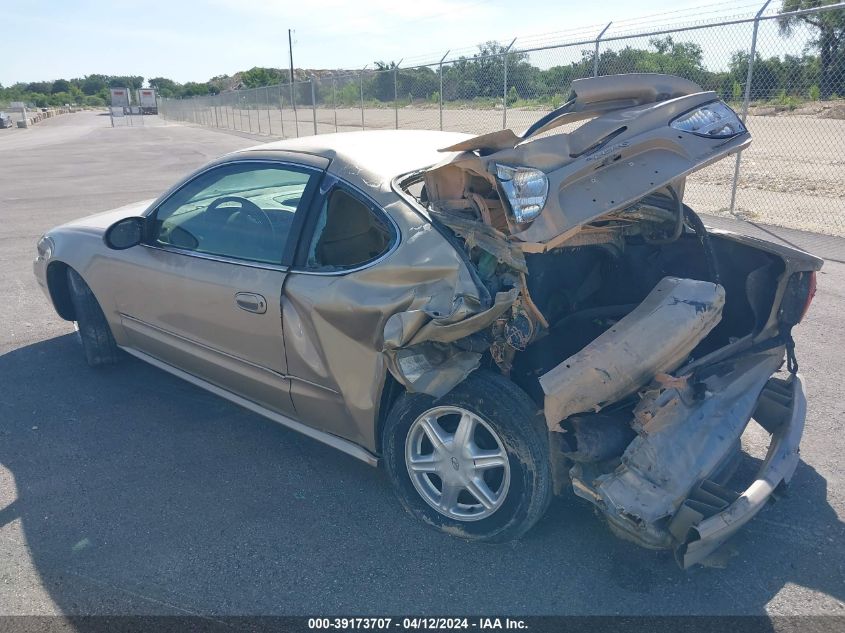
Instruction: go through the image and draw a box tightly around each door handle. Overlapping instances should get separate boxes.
[235,292,267,314]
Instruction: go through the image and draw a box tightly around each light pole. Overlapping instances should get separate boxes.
[289,28,299,136]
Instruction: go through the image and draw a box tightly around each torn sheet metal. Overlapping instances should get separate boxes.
[393,344,482,399]
[384,287,518,349]
[428,205,527,273]
[572,347,785,552]
[539,277,725,430]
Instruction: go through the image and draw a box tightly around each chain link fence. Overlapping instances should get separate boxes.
[160,2,845,236]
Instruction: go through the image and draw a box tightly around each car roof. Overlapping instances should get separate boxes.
[236,129,471,189]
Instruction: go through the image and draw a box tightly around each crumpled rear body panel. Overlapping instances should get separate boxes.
[281,199,518,451]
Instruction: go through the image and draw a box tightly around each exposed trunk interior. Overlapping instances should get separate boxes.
[510,230,785,409]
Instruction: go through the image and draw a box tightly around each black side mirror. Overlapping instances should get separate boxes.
[104,217,145,250]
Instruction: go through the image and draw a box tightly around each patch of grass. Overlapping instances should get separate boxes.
[771,90,801,110]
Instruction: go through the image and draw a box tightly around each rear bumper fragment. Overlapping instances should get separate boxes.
[673,373,806,568]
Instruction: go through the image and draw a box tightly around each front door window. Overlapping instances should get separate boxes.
[152,162,314,265]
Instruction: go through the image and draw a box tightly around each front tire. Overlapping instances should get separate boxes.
[67,268,121,367]
[382,370,552,542]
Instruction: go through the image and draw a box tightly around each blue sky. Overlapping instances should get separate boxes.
[1,0,784,85]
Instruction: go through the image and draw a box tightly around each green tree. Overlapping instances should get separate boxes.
[51,79,71,94]
[29,92,49,107]
[181,81,218,97]
[442,42,530,101]
[107,76,144,90]
[729,51,781,100]
[372,61,398,101]
[84,95,105,107]
[398,66,438,101]
[80,74,109,95]
[149,77,179,98]
[26,81,52,94]
[779,0,845,98]
[50,91,73,106]
[337,82,359,106]
[239,67,287,88]
[539,65,577,98]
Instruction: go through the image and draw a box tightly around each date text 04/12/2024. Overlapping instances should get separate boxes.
[307,618,528,630]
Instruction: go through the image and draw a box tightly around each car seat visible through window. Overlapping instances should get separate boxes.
[313,189,392,268]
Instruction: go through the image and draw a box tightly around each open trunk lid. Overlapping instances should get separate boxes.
[424,73,750,252]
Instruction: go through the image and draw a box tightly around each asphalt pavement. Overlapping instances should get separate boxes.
[1,111,843,616]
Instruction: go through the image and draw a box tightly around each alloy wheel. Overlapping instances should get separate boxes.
[405,406,510,521]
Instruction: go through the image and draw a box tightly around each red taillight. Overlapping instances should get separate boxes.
[779,270,817,326]
[800,271,817,322]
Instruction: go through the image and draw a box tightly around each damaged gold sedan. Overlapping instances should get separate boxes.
[34,74,822,567]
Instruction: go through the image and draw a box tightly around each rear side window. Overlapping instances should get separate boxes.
[305,188,395,271]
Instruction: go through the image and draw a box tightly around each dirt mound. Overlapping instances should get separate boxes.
[748,100,845,119]
[820,103,845,120]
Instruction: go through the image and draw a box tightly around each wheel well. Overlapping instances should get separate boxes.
[375,371,405,457]
[46,261,75,321]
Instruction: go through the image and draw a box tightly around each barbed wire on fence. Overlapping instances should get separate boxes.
[160,1,845,236]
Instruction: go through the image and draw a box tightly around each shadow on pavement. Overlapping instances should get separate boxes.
[1,334,844,615]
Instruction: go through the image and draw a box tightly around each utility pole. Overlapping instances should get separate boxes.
[289,29,296,115]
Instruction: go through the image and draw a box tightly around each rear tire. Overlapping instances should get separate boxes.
[67,268,121,367]
[382,370,552,542]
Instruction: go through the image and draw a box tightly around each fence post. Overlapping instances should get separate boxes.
[439,50,450,131]
[277,84,285,138]
[256,89,263,134]
[311,79,318,135]
[360,64,368,130]
[266,86,273,136]
[249,93,256,134]
[594,22,612,77]
[730,0,771,213]
[503,38,516,130]
[290,82,299,137]
[332,76,338,132]
[392,59,403,130]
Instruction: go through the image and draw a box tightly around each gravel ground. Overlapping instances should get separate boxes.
[0,111,843,617]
